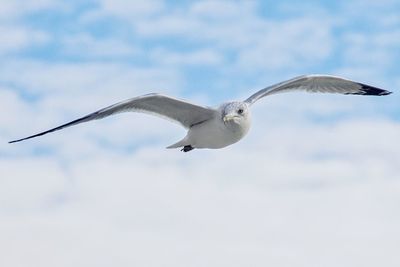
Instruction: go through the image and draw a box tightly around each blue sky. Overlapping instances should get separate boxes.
[1,1,400,267]
[3,1,400,103]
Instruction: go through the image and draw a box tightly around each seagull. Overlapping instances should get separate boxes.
[9,75,392,152]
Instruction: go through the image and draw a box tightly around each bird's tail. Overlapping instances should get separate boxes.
[166,136,189,149]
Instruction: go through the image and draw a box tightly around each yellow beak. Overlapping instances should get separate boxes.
[223,114,238,122]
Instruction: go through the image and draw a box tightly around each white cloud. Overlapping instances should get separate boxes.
[0,59,186,160]
[0,0,66,20]
[235,18,333,71]
[133,2,264,48]
[1,116,400,267]
[128,1,335,76]
[81,0,164,23]
[150,48,223,66]
[0,88,33,129]
[62,34,138,59]
[98,0,164,17]
[1,1,400,266]
[0,60,182,100]
[0,25,49,55]
[0,157,68,211]
[341,31,400,70]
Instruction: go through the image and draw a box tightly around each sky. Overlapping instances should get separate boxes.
[0,0,400,266]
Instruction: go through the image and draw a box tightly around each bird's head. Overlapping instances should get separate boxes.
[221,102,251,126]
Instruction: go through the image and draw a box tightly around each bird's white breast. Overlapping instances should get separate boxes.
[187,115,251,149]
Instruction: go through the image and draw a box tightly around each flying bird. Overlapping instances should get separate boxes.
[9,75,392,152]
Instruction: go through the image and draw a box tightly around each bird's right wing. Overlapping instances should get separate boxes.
[9,93,217,143]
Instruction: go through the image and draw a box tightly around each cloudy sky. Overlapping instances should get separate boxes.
[1,1,400,266]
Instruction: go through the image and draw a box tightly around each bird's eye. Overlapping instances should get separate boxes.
[238,108,244,114]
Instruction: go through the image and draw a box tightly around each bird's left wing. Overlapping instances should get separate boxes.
[9,93,217,143]
[245,74,392,105]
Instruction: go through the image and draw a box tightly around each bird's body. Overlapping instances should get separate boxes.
[167,102,252,150]
[9,74,392,152]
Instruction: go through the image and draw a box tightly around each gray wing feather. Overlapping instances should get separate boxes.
[9,93,216,143]
[245,74,392,105]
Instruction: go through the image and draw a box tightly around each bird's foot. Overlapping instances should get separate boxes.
[181,145,194,152]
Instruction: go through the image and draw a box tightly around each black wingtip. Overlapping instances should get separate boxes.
[8,138,27,144]
[356,83,392,96]
[8,130,53,144]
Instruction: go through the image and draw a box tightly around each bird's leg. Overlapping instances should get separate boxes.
[181,145,194,152]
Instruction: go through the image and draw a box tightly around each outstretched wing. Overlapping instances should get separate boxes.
[245,74,392,105]
[9,93,217,143]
